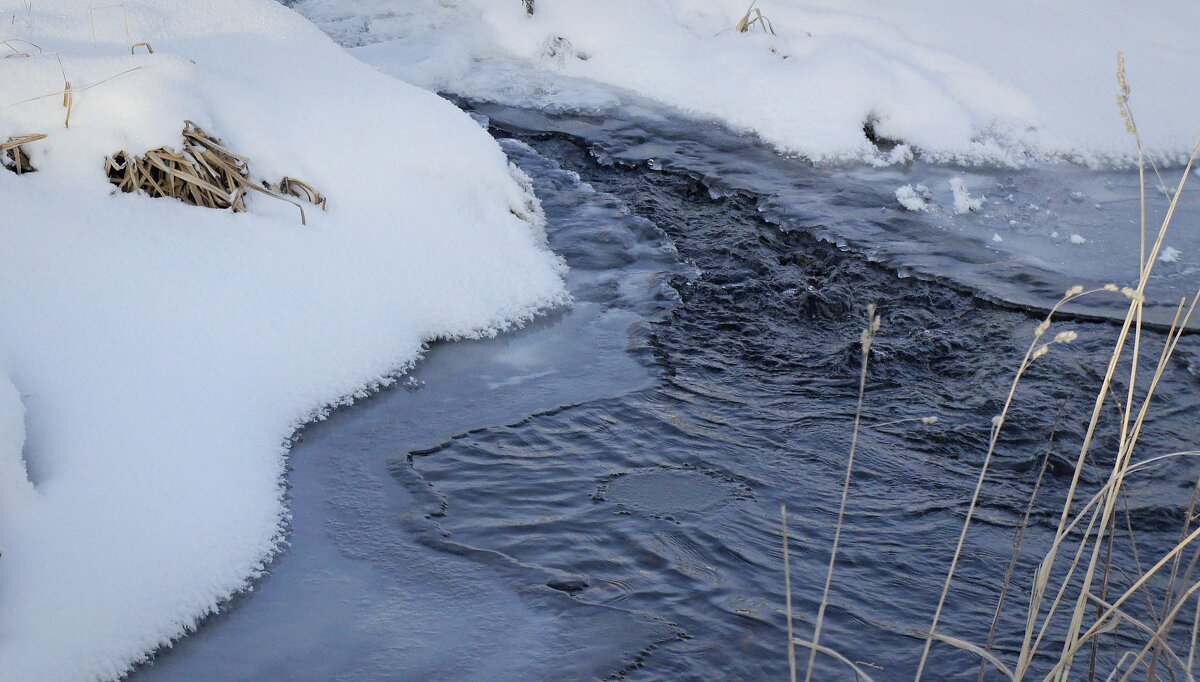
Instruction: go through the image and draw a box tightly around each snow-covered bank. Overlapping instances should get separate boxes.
[295,0,1200,167]
[0,1,566,679]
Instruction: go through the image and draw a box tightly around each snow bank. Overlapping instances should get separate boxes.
[295,0,1200,166]
[0,1,566,679]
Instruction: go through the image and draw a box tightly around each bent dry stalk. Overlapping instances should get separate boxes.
[915,54,1200,682]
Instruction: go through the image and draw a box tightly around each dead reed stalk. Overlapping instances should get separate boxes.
[804,304,879,682]
[737,1,776,35]
[915,54,1200,682]
[105,120,325,224]
[1,133,44,174]
[789,52,1200,682]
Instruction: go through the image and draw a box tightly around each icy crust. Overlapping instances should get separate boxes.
[0,1,567,680]
[295,0,1200,168]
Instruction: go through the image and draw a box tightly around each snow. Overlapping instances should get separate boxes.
[0,1,567,680]
[1160,246,1183,263]
[0,370,34,530]
[293,0,1200,167]
[950,177,984,214]
[895,183,930,212]
[1071,233,1088,244]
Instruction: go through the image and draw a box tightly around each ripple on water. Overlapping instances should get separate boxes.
[600,467,751,518]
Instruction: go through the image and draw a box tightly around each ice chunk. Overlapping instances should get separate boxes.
[950,178,985,214]
[895,183,931,211]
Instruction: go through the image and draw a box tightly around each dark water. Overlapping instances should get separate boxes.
[137,106,1200,681]
[413,123,1200,680]
[466,101,1200,332]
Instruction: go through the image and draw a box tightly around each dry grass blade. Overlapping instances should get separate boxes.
[1,65,143,116]
[273,177,328,211]
[805,304,880,682]
[105,121,325,225]
[62,80,73,128]
[2,38,42,58]
[791,638,877,682]
[89,4,130,45]
[916,287,1089,679]
[933,632,1016,681]
[1081,593,1188,679]
[2,133,45,174]
[978,400,1067,682]
[130,41,153,54]
[737,1,776,35]
[782,505,797,682]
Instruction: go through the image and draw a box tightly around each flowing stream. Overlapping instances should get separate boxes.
[135,101,1200,681]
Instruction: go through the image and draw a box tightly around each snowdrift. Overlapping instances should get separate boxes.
[296,0,1200,167]
[0,1,566,679]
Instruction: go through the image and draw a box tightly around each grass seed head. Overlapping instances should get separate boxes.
[1121,286,1145,302]
[1116,52,1137,135]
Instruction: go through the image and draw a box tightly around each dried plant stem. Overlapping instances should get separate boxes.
[916,295,1081,679]
[979,400,1066,682]
[1,65,143,116]
[783,505,797,682]
[1019,130,1200,680]
[89,3,130,45]
[791,638,877,682]
[1041,530,1200,680]
[804,304,880,682]
[736,1,776,34]
[105,121,326,224]
[1053,286,1200,680]
[1151,476,1200,679]
[2,133,45,173]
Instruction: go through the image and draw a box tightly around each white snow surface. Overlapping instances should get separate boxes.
[294,0,1200,167]
[0,2,567,679]
[0,370,33,526]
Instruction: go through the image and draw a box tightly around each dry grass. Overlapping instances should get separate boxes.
[105,120,326,224]
[2,133,44,174]
[784,54,1200,681]
[2,38,41,58]
[804,305,879,682]
[737,1,776,35]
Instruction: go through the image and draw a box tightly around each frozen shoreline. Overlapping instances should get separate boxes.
[296,0,1200,167]
[0,2,566,679]
[132,136,683,680]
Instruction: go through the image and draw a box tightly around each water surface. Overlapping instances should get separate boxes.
[137,105,1200,681]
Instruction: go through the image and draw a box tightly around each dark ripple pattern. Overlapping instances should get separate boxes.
[398,132,1200,680]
